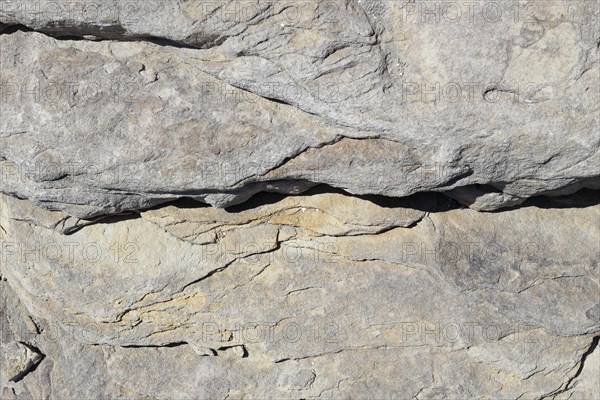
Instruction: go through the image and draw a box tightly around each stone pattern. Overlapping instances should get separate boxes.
[1,191,599,399]
[0,0,599,398]
[0,0,598,217]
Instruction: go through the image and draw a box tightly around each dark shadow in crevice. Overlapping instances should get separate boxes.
[256,95,293,106]
[55,185,599,234]
[0,23,205,49]
[10,342,45,383]
[0,23,35,35]
[226,183,599,215]
[224,191,292,213]
[48,32,203,49]
[121,341,189,348]
[143,197,212,211]
[64,198,212,234]
[356,190,461,212]
[563,336,599,392]
[520,189,599,210]
[225,183,463,214]
[91,212,141,225]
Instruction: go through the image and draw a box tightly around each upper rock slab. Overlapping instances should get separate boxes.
[1,1,598,217]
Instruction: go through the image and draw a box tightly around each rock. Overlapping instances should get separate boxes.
[561,337,600,400]
[0,0,598,217]
[0,1,598,398]
[1,192,598,398]
[2,342,44,383]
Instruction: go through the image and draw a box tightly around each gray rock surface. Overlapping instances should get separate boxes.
[2,341,44,383]
[1,1,599,398]
[1,0,598,217]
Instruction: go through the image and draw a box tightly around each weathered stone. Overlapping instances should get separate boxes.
[1,1,599,398]
[0,0,598,217]
[1,192,598,398]
[2,341,43,383]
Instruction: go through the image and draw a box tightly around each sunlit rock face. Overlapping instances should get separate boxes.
[1,190,598,398]
[1,0,598,216]
[0,1,599,398]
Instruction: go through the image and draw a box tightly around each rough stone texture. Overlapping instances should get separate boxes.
[0,0,598,217]
[1,0,599,398]
[1,191,599,399]
[2,341,44,383]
